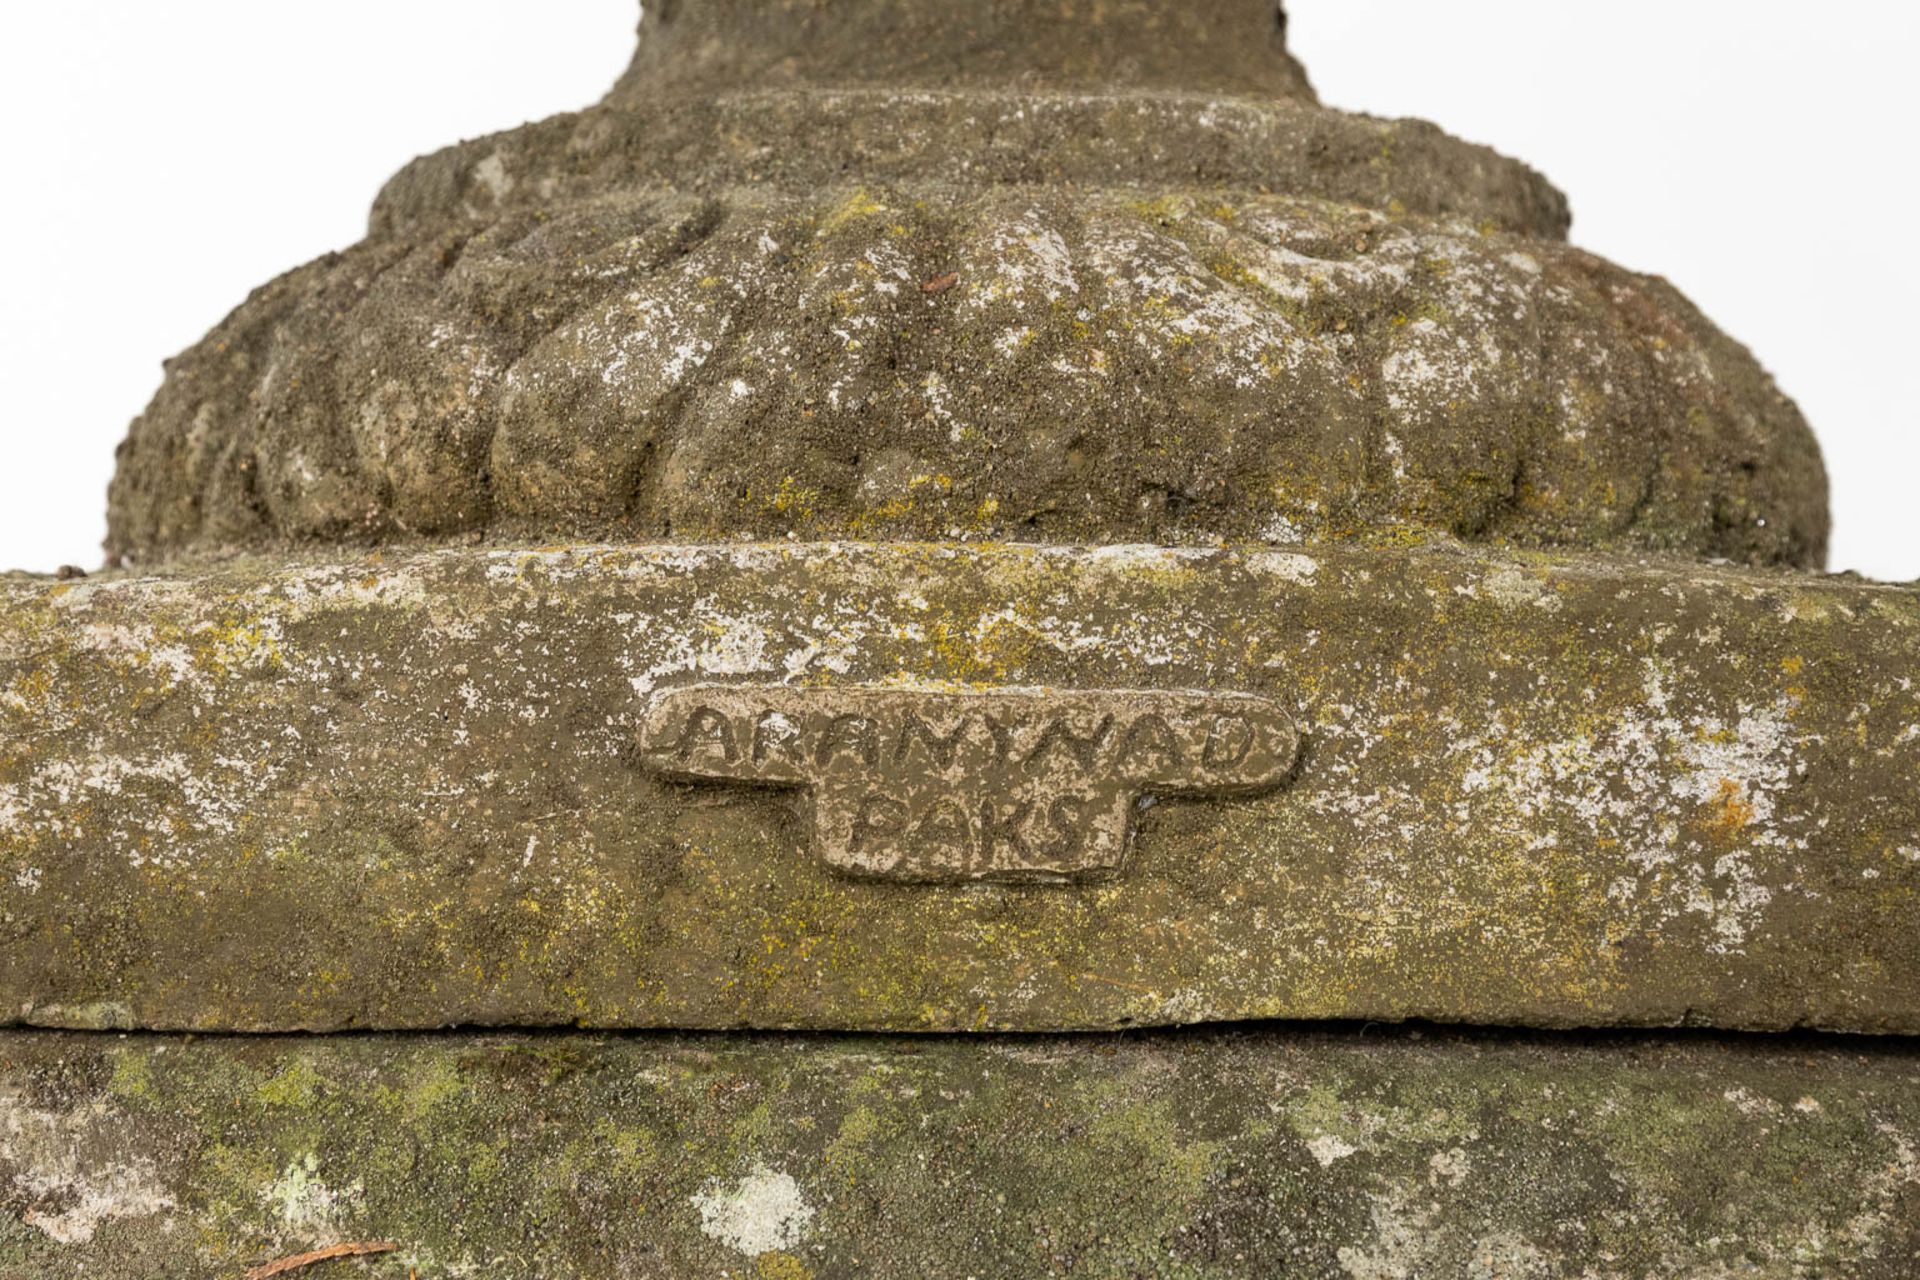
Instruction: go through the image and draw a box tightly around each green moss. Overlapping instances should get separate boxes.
[396,1054,466,1118]
[254,1058,325,1108]
[0,1031,1916,1275]
[107,1047,154,1103]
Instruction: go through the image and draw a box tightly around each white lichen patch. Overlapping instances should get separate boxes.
[1247,550,1319,585]
[1466,1233,1549,1279]
[1079,544,1213,576]
[1835,1124,1919,1255]
[1673,705,1796,824]
[1723,1086,1782,1119]
[11,742,280,871]
[692,601,777,677]
[1428,1147,1472,1187]
[1085,218,1337,389]
[469,150,516,205]
[1479,566,1560,612]
[960,207,1080,313]
[691,1163,816,1256]
[0,1090,174,1244]
[1337,1186,1440,1280]
[274,562,435,618]
[265,1153,363,1236]
[1671,705,1801,949]
[1447,692,1808,956]
[1382,317,1481,415]
[1306,1134,1360,1167]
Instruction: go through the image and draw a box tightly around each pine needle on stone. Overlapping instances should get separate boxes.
[242,1241,399,1280]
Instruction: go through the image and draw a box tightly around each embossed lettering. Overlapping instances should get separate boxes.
[1202,712,1256,770]
[850,792,909,852]
[753,710,803,767]
[641,686,1298,884]
[912,797,974,853]
[983,714,1020,766]
[817,714,881,769]
[1118,713,1182,773]
[668,706,738,765]
[979,797,1034,864]
[894,714,969,769]
[1025,714,1115,770]
[1042,795,1090,861]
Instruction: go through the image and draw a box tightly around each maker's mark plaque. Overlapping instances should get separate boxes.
[640,686,1299,883]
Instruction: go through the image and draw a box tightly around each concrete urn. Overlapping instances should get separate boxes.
[1,2,1916,1275]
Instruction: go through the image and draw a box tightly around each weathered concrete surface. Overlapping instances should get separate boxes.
[2,542,1914,1034]
[0,1029,1914,1278]
[34,0,1906,1267]
[107,186,1820,570]
[610,0,1324,100]
[368,93,1569,238]
[104,0,1827,570]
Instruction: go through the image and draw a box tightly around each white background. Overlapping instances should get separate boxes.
[0,2,1911,578]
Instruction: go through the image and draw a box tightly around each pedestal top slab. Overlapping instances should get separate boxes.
[4,542,1914,1034]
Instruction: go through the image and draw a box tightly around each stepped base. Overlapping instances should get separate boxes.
[0,1029,1914,1277]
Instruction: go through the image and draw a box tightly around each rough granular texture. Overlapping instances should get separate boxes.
[370,90,1570,238]
[607,0,1323,100]
[0,1030,1913,1278]
[107,188,1824,568]
[102,0,1826,568]
[28,5,1901,1273]
[5,543,1913,1035]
